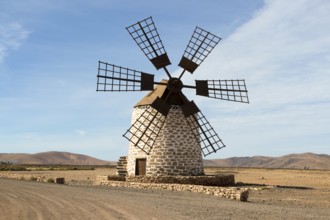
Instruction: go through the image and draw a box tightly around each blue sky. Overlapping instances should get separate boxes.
[1,0,329,161]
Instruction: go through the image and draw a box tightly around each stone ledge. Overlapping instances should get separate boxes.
[0,173,65,184]
[94,178,249,202]
[125,174,235,186]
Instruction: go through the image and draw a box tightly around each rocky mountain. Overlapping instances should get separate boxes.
[0,151,111,165]
[204,152,330,170]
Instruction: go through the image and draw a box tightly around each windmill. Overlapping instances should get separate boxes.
[96,17,249,176]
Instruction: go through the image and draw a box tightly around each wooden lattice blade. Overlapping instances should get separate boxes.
[126,17,171,70]
[123,105,167,154]
[195,79,249,103]
[182,101,225,157]
[123,97,170,154]
[96,61,154,92]
[179,27,221,74]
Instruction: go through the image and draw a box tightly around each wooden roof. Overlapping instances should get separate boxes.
[134,80,167,107]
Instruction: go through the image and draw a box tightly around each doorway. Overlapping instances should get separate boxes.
[135,158,146,176]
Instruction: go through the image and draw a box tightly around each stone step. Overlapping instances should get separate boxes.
[116,156,128,177]
[117,164,127,167]
[117,171,127,174]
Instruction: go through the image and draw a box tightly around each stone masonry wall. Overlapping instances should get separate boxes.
[127,106,204,176]
[95,175,249,202]
[0,173,65,184]
[125,174,235,186]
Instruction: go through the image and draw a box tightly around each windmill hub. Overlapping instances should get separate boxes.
[167,78,183,93]
[160,78,186,105]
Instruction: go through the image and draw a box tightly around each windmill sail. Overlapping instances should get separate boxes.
[97,61,154,91]
[185,111,225,157]
[195,79,249,103]
[126,17,171,70]
[179,27,221,74]
[123,97,170,154]
[181,101,225,157]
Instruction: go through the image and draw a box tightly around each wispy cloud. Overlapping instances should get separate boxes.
[196,0,330,157]
[75,129,86,136]
[0,18,29,64]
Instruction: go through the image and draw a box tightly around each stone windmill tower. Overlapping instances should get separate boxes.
[96,17,249,176]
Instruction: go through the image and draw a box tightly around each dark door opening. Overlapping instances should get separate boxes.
[135,158,146,176]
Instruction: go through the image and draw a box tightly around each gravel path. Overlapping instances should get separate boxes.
[1,178,329,219]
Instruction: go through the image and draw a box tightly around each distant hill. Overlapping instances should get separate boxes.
[1,152,329,170]
[204,153,330,170]
[0,151,111,165]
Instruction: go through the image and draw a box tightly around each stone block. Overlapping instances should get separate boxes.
[55,177,65,184]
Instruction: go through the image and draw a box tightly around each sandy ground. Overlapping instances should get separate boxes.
[206,167,330,189]
[1,167,330,219]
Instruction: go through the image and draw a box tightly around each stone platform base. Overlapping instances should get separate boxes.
[95,175,248,201]
[125,174,235,186]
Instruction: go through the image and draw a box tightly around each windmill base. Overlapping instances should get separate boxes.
[127,106,204,177]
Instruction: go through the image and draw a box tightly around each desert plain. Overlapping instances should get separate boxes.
[1,167,330,219]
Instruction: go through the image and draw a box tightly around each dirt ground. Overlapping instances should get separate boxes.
[1,167,330,219]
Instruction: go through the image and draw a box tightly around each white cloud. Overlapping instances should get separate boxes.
[0,19,29,63]
[196,0,330,157]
